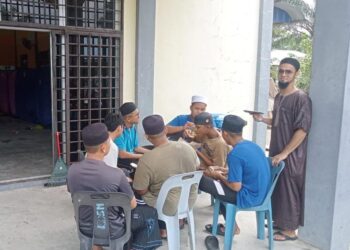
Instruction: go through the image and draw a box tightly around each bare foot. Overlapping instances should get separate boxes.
[160,229,167,239]
[234,224,240,235]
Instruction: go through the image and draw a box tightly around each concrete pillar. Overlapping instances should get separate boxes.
[135,0,156,144]
[253,0,274,148]
[300,1,350,250]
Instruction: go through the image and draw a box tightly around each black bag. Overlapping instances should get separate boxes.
[130,204,162,250]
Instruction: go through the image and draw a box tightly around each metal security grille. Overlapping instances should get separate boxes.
[54,32,121,162]
[0,0,121,30]
[0,0,60,25]
[66,0,121,30]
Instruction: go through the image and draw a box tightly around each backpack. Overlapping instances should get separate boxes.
[130,204,162,250]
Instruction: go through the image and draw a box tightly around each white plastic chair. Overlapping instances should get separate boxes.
[155,171,203,250]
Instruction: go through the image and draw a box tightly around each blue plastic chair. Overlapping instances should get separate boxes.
[155,171,203,250]
[211,158,285,250]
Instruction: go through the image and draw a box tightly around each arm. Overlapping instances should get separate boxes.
[196,150,214,167]
[272,128,307,166]
[118,150,143,159]
[130,196,137,209]
[211,171,242,192]
[134,146,150,154]
[252,114,272,126]
[166,125,185,135]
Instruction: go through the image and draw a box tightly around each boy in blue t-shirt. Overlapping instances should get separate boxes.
[114,102,149,172]
[199,115,270,235]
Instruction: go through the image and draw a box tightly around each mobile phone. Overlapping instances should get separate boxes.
[243,110,264,115]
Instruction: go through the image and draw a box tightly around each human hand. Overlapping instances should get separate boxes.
[184,121,194,130]
[183,126,196,139]
[205,166,225,180]
[272,152,288,166]
[252,114,264,122]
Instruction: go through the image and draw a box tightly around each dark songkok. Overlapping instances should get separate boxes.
[194,112,213,125]
[82,123,109,146]
[222,115,247,134]
[280,57,300,71]
[119,102,137,116]
[142,115,165,135]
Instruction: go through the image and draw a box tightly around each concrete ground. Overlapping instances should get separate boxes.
[0,115,52,183]
[0,185,319,250]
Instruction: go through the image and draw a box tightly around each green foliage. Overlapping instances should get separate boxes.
[298,35,312,91]
[272,28,313,92]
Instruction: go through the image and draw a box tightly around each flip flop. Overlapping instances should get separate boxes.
[205,223,225,236]
[273,231,298,241]
[204,235,220,250]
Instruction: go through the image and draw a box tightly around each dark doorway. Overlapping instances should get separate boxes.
[0,29,52,184]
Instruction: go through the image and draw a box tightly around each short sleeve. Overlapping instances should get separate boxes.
[133,128,139,148]
[114,134,126,151]
[227,153,243,183]
[167,116,181,126]
[293,94,312,133]
[133,158,151,191]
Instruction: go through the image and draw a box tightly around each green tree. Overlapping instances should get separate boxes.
[272,0,314,92]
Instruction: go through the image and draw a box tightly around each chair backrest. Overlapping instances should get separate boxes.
[156,171,203,218]
[72,192,131,248]
[259,158,285,207]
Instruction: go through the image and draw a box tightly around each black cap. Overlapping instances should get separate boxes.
[142,115,165,135]
[280,57,300,71]
[82,123,109,146]
[194,112,213,125]
[222,115,247,133]
[119,102,137,116]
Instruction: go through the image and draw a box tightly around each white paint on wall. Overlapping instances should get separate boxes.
[153,0,260,138]
[122,0,136,103]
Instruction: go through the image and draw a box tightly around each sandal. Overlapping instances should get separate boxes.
[205,223,225,236]
[205,223,240,236]
[204,235,220,250]
[273,231,298,241]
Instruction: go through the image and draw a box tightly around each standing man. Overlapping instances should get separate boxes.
[133,115,200,239]
[166,95,224,140]
[67,123,137,250]
[115,102,149,170]
[251,57,312,241]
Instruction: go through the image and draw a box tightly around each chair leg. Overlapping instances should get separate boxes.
[267,208,274,250]
[79,235,92,250]
[224,203,237,250]
[212,199,221,235]
[165,218,180,250]
[187,211,196,250]
[256,211,266,239]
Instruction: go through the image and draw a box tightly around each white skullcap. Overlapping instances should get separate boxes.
[191,95,208,104]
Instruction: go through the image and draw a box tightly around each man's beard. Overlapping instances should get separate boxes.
[278,81,289,89]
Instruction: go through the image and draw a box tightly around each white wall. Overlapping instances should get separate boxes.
[122,0,136,102]
[154,0,260,138]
